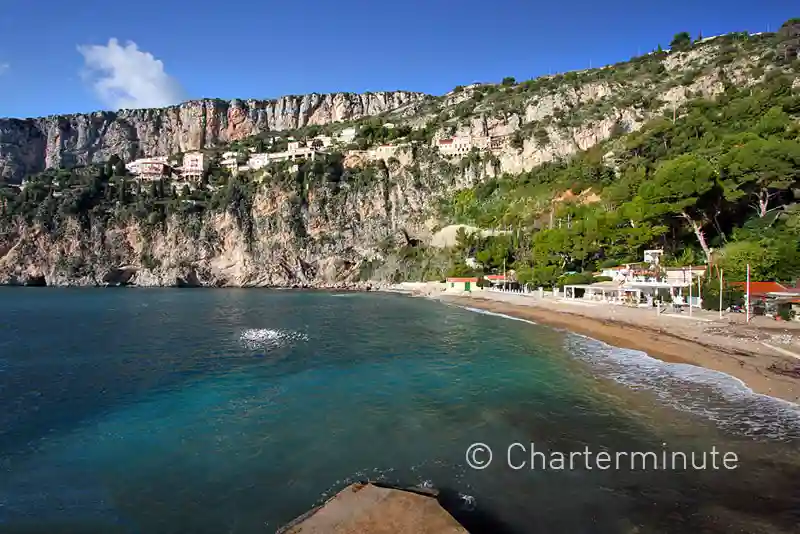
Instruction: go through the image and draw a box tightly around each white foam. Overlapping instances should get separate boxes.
[239,329,308,350]
[565,334,800,441]
[458,493,476,510]
[457,304,800,441]
[459,306,538,326]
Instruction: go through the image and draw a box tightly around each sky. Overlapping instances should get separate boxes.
[0,0,795,118]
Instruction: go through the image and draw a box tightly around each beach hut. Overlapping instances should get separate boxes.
[446,277,479,292]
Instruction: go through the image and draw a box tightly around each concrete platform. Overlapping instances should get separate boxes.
[277,483,469,534]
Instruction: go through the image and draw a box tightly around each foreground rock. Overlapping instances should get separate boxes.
[277,483,469,534]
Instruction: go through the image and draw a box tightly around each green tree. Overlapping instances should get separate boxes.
[756,106,792,136]
[636,154,716,265]
[670,32,692,51]
[716,240,799,282]
[453,226,478,256]
[719,138,800,218]
[501,76,516,86]
[516,265,561,289]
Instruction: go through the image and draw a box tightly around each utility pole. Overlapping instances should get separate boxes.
[719,268,724,319]
[746,264,751,323]
[689,270,693,317]
[503,257,507,291]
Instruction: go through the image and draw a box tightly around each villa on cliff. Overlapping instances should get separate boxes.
[437,134,511,157]
[247,141,323,170]
[127,152,211,182]
[126,157,172,180]
[336,127,357,144]
[176,152,210,180]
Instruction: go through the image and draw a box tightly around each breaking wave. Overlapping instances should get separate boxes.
[567,334,800,441]
[239,329,309,350]
[459,306,538,326]
[458,304,800,441]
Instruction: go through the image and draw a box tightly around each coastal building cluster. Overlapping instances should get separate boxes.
[117,125,509,183]
[443,248,800,320]
[437,134,512,157]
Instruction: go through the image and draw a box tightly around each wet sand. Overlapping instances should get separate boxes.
[435,292,800,405]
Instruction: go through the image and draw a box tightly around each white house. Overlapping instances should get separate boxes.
[370,144,400,161]
[437,136,490,157]
[126,157,171,180]
[337,127,357,144]
[445,277,481,293]
[247,153,273,170]
[178,152,209,180]
[247,143,321,169]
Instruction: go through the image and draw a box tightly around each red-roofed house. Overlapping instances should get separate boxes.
[731,281,789,298]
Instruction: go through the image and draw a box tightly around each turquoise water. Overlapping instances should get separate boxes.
[1,289,798,533]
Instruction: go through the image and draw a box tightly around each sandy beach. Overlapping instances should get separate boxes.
[421,289,800,404]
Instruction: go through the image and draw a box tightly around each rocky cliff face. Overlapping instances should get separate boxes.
[1,31,791,288]
[0,91,424,183]
[0,163,443,288]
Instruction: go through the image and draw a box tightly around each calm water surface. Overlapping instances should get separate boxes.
[0,289,798,533]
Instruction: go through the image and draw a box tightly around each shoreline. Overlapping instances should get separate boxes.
[433,292,800,405]
[6,283,799,405]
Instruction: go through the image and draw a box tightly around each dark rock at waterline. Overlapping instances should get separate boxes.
[102,266,137,286]
[176,270,203,287]
[435,487,518,534]
[23,274,47,286]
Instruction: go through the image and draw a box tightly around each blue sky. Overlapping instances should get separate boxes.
[0,0,795,118]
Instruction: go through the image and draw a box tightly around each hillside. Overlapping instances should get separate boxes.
[0,91,423,183]
[0,20,799,288]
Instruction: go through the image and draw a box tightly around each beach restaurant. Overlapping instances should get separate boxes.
[563,278,704,307]
[562,281,643,304]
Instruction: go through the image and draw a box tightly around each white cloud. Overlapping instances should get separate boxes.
[0,63,9,75]
[77,38,186,109]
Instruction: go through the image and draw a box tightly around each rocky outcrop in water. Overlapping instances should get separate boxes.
[0,91,424,183]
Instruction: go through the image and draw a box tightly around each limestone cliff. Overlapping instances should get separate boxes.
[0,28,794,288]
[0,91,424,183]
[0,159,445,287]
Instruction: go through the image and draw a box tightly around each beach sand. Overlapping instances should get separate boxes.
[432,291,800,405]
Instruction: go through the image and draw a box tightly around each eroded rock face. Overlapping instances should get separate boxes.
[0,163,444,287]
[0,91,425,183]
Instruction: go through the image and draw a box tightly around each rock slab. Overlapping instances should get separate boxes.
[277,483,469,534]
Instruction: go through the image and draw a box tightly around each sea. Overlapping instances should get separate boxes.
[0,289,798,533]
